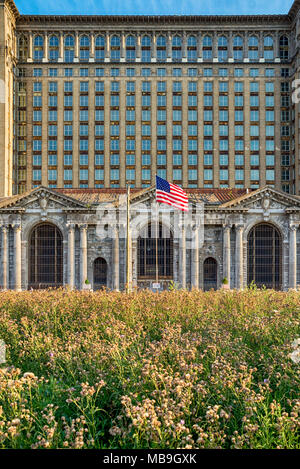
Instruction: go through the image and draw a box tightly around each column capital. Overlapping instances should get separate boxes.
[79,223,88,231]
[289,223,299,231]
[12,223,21,232]
[223,223,231,231]
[236,224,244,231]
[67,223,75,231]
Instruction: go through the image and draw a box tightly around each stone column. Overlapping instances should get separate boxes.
[236,224,244,289]
[68,224,75,290]
[182,32,187,62]
[14,225,22,291]
[136,34,141,62]
[113,226,119,290]
[223,224,231,287]
[180,225,186,288]
[244,31,249,61]
[90,33,95,60]
[74,32,79,62]
[1,226,8,290]
[151,33,156,62]
[43,33,48,62]
[228,31,233,61]
[121,32,126,62]
[28,32,33,62]
[59,32,64,62]
[289,224,298,289]
[191,226,199,288]
[105,32,110,61]
[167,33,172,62]
[197,32,202,62]
[80,225,88,289]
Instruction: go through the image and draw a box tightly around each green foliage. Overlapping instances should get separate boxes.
[0,289,299,449]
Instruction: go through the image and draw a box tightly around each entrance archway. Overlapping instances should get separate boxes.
[247,223,282,290]
[93,257,107,290]
[203,257,217,291]
[29,223,63,289]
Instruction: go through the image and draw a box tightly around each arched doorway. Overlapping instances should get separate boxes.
[247,223,282,290]
[203,257,217,291]
[93,257,107,290]
[29,223,63,289]
[137,222,173,282]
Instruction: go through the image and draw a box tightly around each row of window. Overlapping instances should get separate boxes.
[31,168,276,183]
[26,66,288,78]
[19,33,289,62]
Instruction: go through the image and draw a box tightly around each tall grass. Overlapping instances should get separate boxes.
[0,288,299,449]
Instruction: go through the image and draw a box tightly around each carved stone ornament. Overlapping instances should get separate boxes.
[39,191,49,220]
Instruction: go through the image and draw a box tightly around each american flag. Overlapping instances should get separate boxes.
[156,175,189,212]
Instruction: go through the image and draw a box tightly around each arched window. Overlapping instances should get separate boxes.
[29,223,63,289]
[80,35,90,62]
[33,35,44,62]
[233,35,243,62]
[157,35,166,62]
[141,35,151,62]
[110,35,120,62]
[264,36,274,61]
[247,223,282,290]
[138,223,173,279]
[202,35,212,60]
[93,257,107,290]
[248,36,258,61]
[279,35,289,60]
[172,35,182,62]
[187,35,197,62]
[49,35,59,62]
[203,257,217,291]
[218,36,228,62]
[126,35,136,62]
[95,35,105,61]
[18,35,28,61]
[64,35,74,63]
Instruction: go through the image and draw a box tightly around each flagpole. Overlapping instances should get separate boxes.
[126,184,131,294]
[155,201,159,288]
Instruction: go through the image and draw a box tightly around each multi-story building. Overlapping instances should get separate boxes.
[0,0,300,292]
[0,0,300,196]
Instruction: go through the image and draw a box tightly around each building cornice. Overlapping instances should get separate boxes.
[16,14,291,27]
[0,0,20,19]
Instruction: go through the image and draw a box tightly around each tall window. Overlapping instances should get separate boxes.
[218,36,228,62]
[126,35,136,62]
[141,35,151,62]
[138,223,173,279]
[264,36,274,61]
[247,223,282,289]
[248,36,258,61]
[64,35,74,63]
[18,35,28,61]
[33,35,44,62]
[187,35,197,62]
[111,35,120,61]
[157,35,167,62]
[233,36,243,61]
[172,35,182,62]
[49,35,59,62]
[203,35,212,60]
[80,35,90,62]
[29,223,63,288]
[279,35,289,60]
[95,35,105,61]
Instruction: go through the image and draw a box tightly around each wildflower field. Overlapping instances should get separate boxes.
[0,288,299,449]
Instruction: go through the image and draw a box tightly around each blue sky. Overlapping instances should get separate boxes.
[14,0,294,16]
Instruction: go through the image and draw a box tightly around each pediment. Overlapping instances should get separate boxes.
[221,187,300,212]
[0,186,87,212]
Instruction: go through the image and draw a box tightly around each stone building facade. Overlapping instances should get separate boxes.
[1,1,300,196]
[0,185,299,291]
[0,1,300,291]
